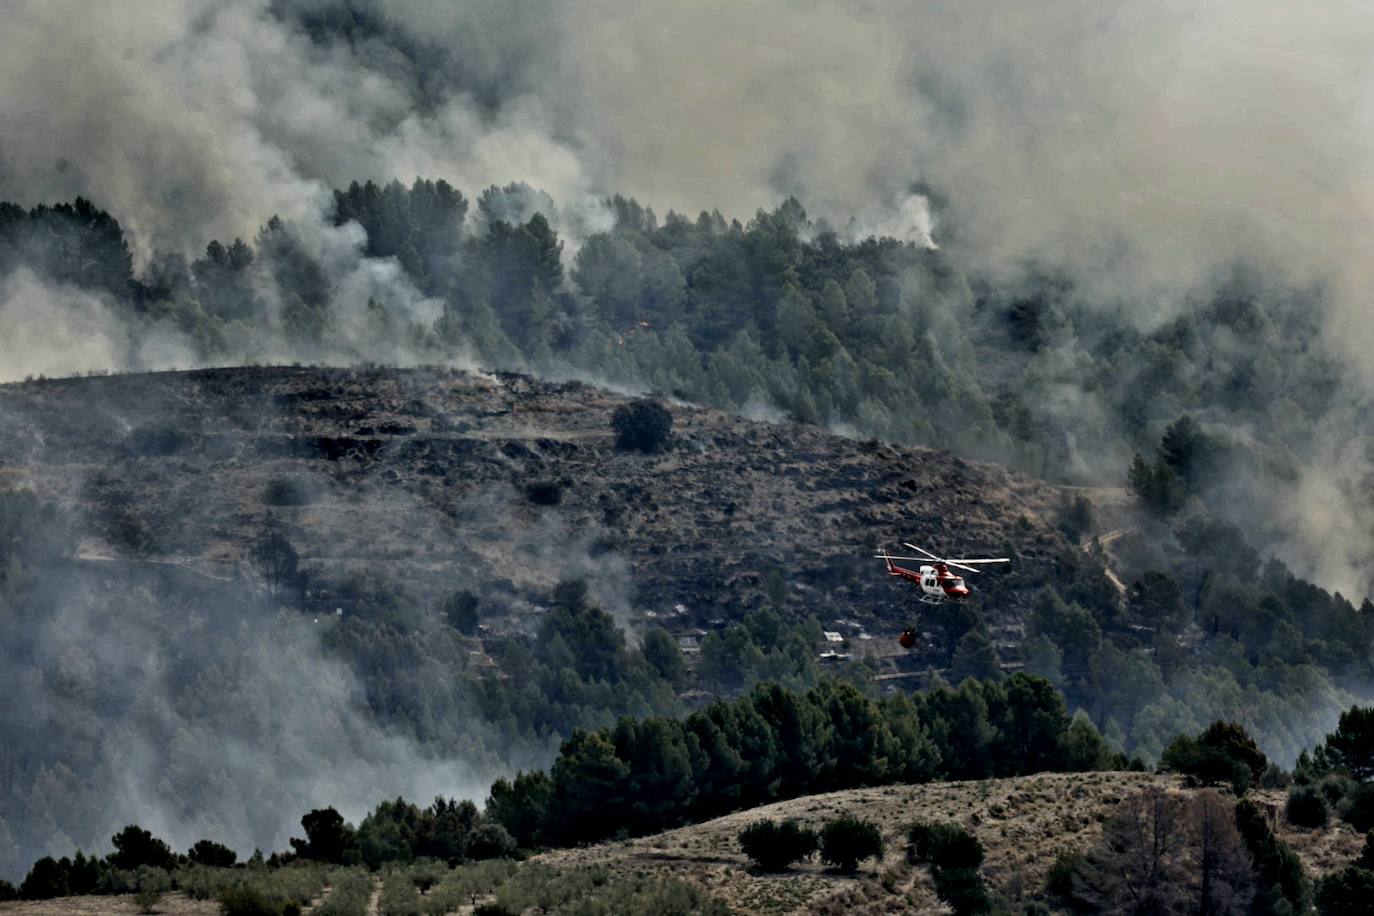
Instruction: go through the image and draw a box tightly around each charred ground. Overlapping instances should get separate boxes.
[0,365,1080,652]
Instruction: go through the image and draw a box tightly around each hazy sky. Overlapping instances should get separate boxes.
[2,0,1370,331]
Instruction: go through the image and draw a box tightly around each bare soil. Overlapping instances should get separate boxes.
[0,894,217,916]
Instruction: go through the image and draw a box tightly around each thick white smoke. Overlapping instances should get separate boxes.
[0,271,202,382]
[5,0,1370,322]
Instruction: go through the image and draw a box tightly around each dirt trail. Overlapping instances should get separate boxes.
[1085,527,1132,596]
[365,878,381,916]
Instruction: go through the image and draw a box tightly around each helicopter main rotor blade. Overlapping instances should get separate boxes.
[942,558,1010,565]
[903,543,943,561]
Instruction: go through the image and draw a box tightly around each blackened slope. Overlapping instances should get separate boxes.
[0,366,1077,634]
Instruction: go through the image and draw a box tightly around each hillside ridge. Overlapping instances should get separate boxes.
[536,770,1363,915]
[0,365,1084,651]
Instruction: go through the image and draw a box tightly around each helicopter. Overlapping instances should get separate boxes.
[873,543,1010,648]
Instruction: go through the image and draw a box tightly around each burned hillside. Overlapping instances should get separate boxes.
[0,365,1077,640]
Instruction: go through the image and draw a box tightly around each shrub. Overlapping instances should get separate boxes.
[1161,722,1264,795]
[1260,763,1292,789]
[1056,496,1094,541]
[908,822,985,870]
[1043,850,1088,911]
[1322,774,1354,805]
[472,904,515,916]
[738,819,819,870]
[218,884,298,916]
[443,590,481,635]
[908,822,993,915]
[1286,785,1329,828]
[610,399,672,453]
[20,856,68,899]
[265,477,321,507]
[466,822,517,861]
[1342,783,1374,833]
[134,866,170,914]
[1045,851,1081,898]
[819,814,884,872]
[188,839,238,867]
[933,867,991,916]
[524,480,562,506]
[1315,864,1374,916]
[1359,831,1374,870]
[110,824,177,871]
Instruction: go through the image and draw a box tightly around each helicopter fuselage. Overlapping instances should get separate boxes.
[882,558,970,604]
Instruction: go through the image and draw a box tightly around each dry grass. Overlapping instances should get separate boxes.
[1251,787,1367,877]
[0,894,217,916]
[538,772,1368,915]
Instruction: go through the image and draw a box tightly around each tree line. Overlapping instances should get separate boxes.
[4,670,1118,900]
[484,672,1125,848]
[12,691,1374,912]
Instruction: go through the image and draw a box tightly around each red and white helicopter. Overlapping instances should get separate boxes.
[875,543,1010,603]
[875,543,1009,646]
